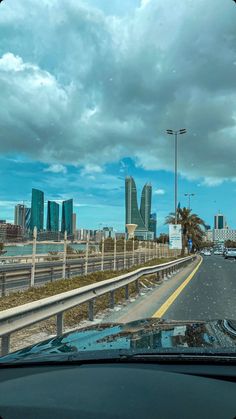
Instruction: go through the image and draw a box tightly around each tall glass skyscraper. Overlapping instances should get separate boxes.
[125,177,155,240]
[125,177,146,230]
[140,183,152,230]
[214,214,226,230]
[61,199,73,235]
[30,189,44,231]
[47,201,59,232]
[25,208,31,231]
[149,213,157,239]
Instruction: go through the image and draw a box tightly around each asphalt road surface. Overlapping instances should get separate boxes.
[103,255,236,323]
[164,255,236,321]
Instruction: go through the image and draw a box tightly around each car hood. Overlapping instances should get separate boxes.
[0,318,236,363]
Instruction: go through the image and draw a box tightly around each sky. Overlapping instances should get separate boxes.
[0,0,236,232]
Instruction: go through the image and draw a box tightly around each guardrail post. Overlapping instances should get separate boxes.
[101,237,104,271]
[1,334,10,356]
[110,290,115,308]
[1,272,6,297]
[124,237,126,269]
[88,300,94,321]
[125,284,129,300]
[56,312,64,336]
[85,234,89,275]
[114,236,117,271]
[62,231,67,280]
[135,279,140,294]
[31,226,37,287]
[132,237,135,266]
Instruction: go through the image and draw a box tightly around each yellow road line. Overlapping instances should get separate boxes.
[152,256,203,318]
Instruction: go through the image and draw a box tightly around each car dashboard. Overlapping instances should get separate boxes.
[0,360,235,419]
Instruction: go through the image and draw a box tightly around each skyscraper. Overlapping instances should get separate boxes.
[149,213,157,239]
[140,183,152,230]
[125,177,154,240]
[61,199,73,235]
[214,213,226,230]
[25,208,31,231]
[125,177,146,230]
[47,201,59,232]
[30,188,44,231]
[14,204,26,228]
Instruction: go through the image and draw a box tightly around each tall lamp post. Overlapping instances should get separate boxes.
[184,193,195,209]
[166,129,187,224]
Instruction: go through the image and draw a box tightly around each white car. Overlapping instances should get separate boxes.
[204,250,211,256]
[225,248,236,259]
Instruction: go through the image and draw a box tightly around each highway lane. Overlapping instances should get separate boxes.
[1,255,144,294]
[163,255,236,321]
[102,255,236,324]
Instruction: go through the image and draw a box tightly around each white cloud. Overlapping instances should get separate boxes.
[44,164,67,174]
[0,0,236,184]
[81,164,104,176]
[154,189,166,195]
[201,177,225,187]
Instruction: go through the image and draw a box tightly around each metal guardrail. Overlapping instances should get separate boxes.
[0,255,196,356]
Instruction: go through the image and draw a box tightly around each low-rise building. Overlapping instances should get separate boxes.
[213,229,236,243]
[0,223,23,242]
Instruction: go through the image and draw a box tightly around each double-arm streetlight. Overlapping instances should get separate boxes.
[184,193,195,210]
[166,128,187,224]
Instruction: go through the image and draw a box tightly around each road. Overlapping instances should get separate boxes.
[103,255,236,323]
[164,255,236,320]
[0,253,153,295]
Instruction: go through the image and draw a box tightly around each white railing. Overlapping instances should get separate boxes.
[0,243,180,296]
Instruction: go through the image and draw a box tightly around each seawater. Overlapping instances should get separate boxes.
[3,243,88,257]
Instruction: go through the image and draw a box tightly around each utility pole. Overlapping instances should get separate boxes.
[166,129,187,223]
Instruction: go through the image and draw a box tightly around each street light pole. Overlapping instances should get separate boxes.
[184,193,195,210]
[166,128,187,224]
[175,131,178,225]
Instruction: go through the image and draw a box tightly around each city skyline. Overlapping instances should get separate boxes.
[1,158,236,233]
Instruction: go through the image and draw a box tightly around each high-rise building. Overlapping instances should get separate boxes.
[47,201,59,232]
[61,199,73,235]
[140,183,152,230]
[25,208,31,231]
[125,177,147,231]
[14,204,26,229]
[72,213,77,234]
[149,213,157,239]
[214,213,226,230]
[125,177,154,240]
[30,189,44,231]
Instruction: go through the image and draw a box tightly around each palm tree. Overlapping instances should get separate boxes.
[165,207,206,255]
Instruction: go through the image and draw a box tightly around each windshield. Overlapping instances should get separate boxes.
[0,0,236,361]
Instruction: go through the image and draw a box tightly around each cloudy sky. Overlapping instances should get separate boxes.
[0,0,236,231]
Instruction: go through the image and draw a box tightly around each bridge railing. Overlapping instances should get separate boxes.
[0,255,196,356]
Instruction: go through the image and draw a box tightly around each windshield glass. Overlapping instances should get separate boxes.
[0,0,236,361]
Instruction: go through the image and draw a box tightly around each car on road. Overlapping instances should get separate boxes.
[203,250,211,256]
[224,248,236,259]
[214,250,223,255]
